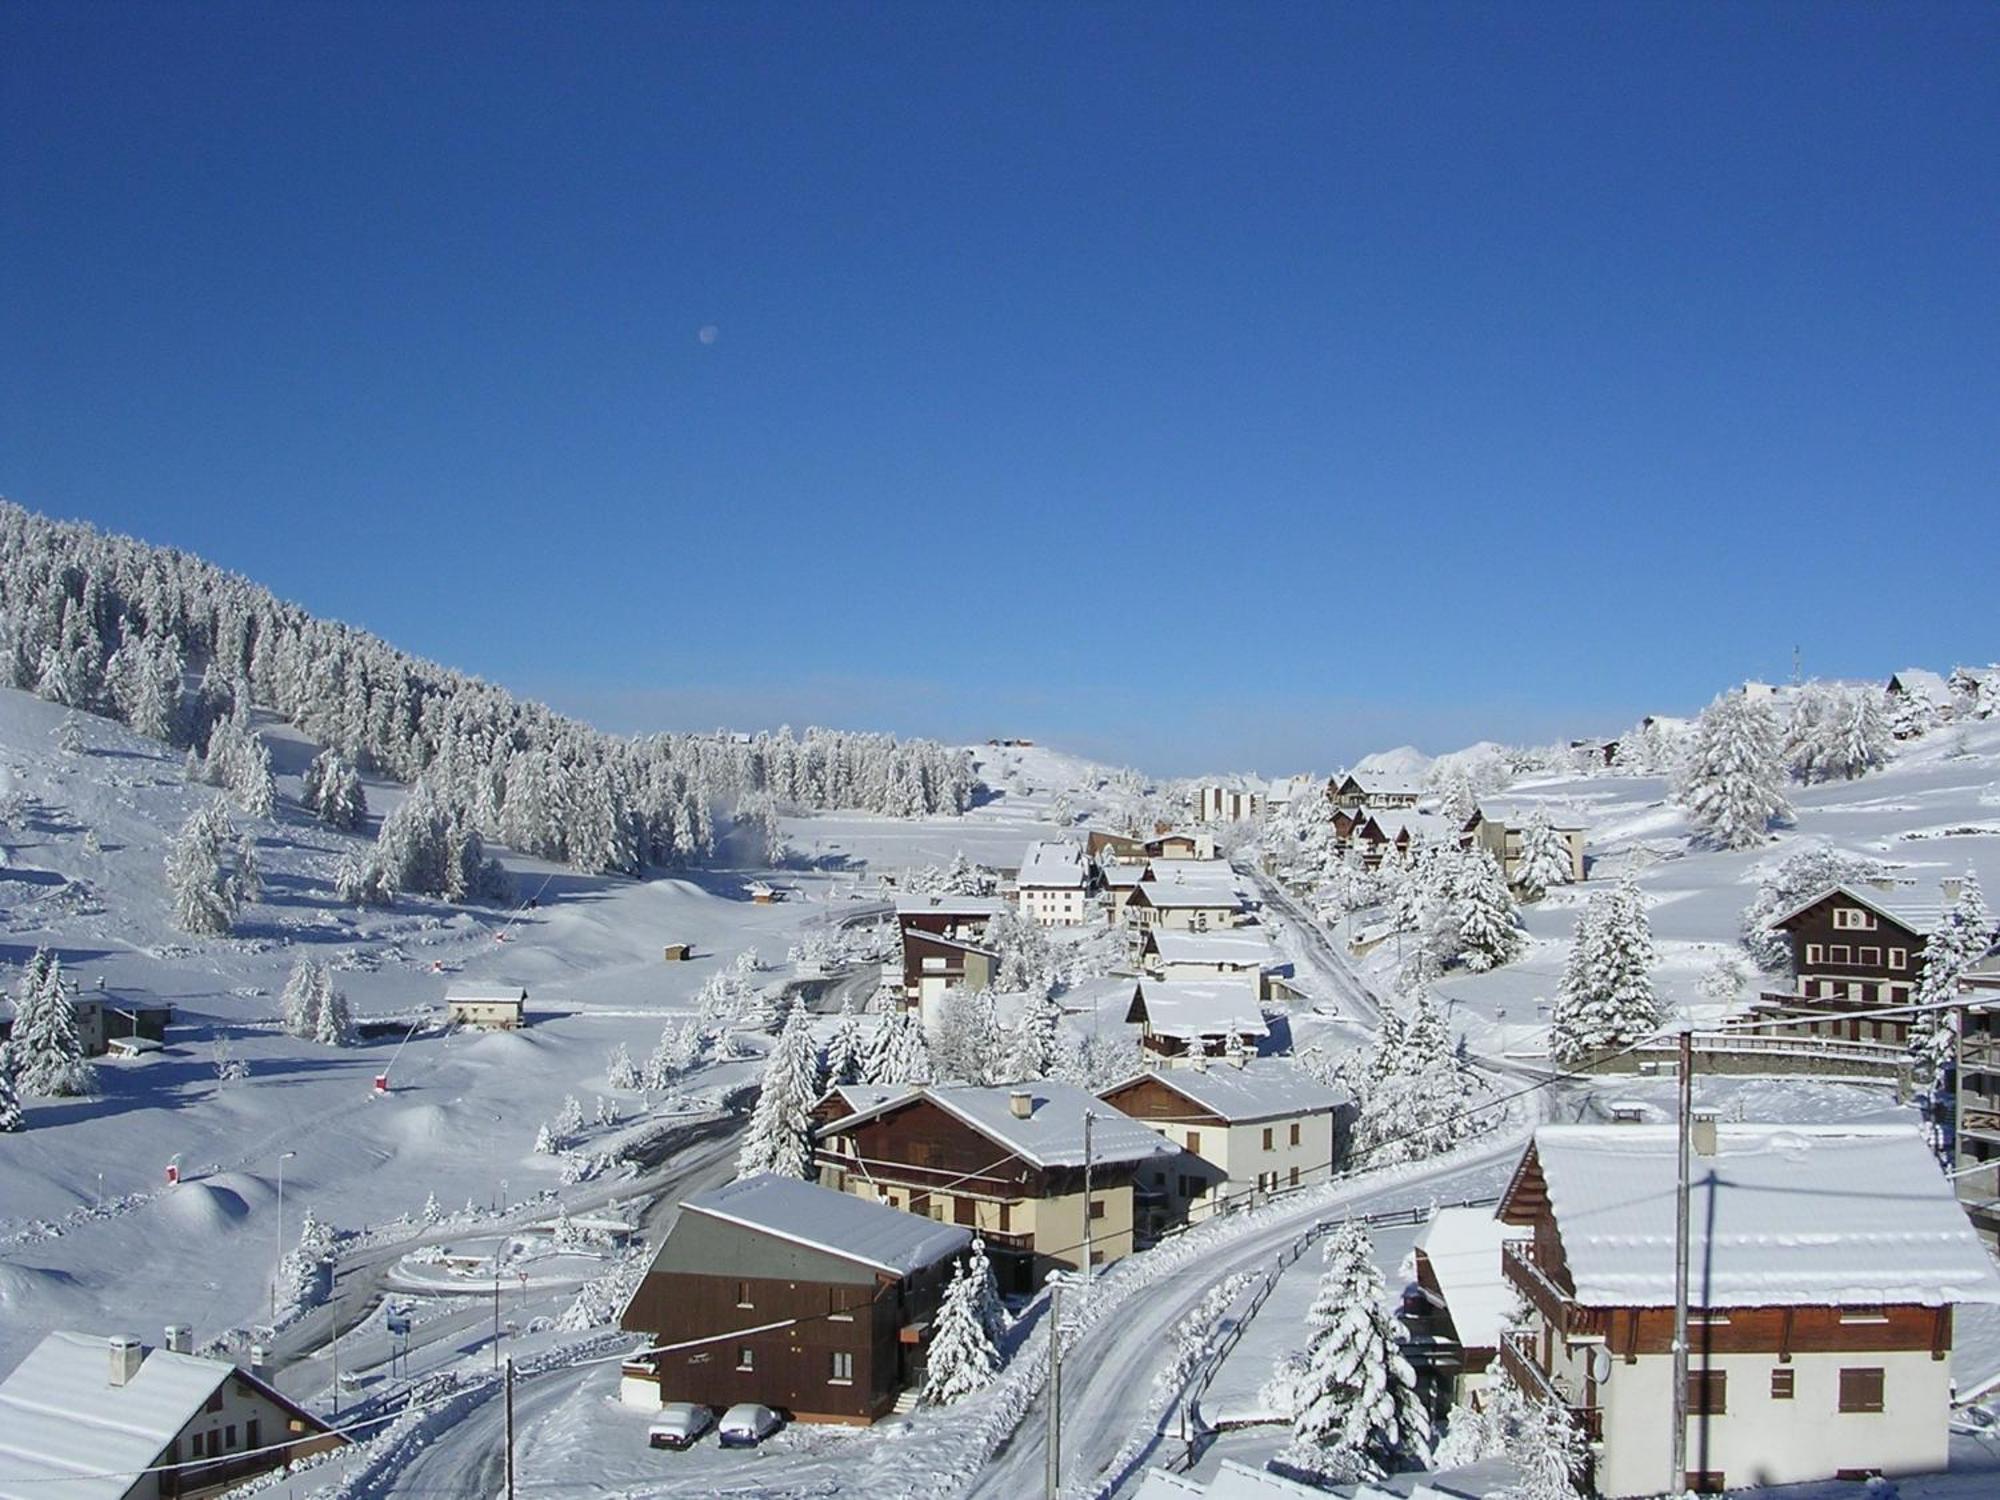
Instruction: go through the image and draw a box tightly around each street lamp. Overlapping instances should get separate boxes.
[274,1151,297,1319]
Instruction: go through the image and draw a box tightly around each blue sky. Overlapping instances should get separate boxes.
[4,3,1995,775]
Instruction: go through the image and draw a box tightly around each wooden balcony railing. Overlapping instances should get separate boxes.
[1502,1240,1607,1340]
[1499,1332,1603,1442]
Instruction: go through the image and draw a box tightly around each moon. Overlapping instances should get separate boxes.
[697,324,719,346]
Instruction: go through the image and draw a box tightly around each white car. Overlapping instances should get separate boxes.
[647,1403,714,1451]
[716,1403,782,1448]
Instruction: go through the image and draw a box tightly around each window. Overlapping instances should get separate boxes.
[1685,1472,1726,1494]
[1805,943,1823,965]
[1089,1248,1105,1266]
[1889,949,1908,971]
[1088,1198,1105,1220]
[205,1391,224,1414]
[1687,1370,1727,1415]
[1262,1127,1274,1151]
[922,956,946,972]
[1186,1130,1202,1154]
[1288,1166,1299,1187]
[225,1425,236,1450]
[1839,1367,1885,1413]
[736,1281,753,1308]
[954,1198,976,1226]
[736,1347,755,1371]
[1289,1123,1301,1147]
[1835,907,1877,930]
[1858,947,1880,966]
[829,1351,853,1384]
[1770,1368,1794,1400]
[829,1289,853,1322]
[1829,945,1851,963]
[1838,1305,1889,1324]
[998,1204,1012,1231]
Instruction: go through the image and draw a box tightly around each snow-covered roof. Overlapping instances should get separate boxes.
[443,981,527,1002]
[1887,668,1951,706]
[893,894,1008,918]
[1529,1124,2000,1309]
[1101,864,1147,889]
[1357,810,1456,844]
[823,1083,1175,1169]
[1018,840,1087,890]
[1765,883,1950,939]
[1145,929,1279,969]
[1415,1207,1527,1353]
[1135,1460,1326,1497]
[0,1333,246,1500]
[1337,772,1425,798]
[1103,1058,1345,1122]
[1127,980,1269,1040]
[682,1174,970,1276]
[1469,802,1589,832]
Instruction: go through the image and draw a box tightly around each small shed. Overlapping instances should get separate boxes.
[444,983,528,1030]
[662,943,694,962]
[747,880,782,904]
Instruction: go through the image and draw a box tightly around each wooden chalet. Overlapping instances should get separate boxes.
[1496,1122,2000,1497]
[894,895,1004,1009]
[814,1082,1175,1293]
[619,1174,969,1425]
[1759,882,1983,1044]
[1400,1207,1528,1419]
[1123,978,1269,1064]
[1327,772,1423,810]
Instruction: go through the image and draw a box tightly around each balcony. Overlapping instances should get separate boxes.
[1503,1240,1608,1340]
[1499,1332,1603,1442]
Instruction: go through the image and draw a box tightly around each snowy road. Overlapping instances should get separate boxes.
[1243,864,1382,1028]
[966,1129,1534,1500]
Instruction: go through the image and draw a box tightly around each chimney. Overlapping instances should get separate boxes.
[164,1324,192,1355]
[108,1336,143,1387]
[1008,1089,1033,1120]
[1691,1106,1721,1158]
[1943,876,1966,906]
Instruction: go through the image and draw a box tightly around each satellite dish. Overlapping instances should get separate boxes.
[1589,1346,1614,1384]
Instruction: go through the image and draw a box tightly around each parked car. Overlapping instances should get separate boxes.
[716,1403,782,1448]
[647,1403,715,1451]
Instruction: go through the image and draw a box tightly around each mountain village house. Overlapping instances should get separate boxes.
[1124,978,1270,1065]
[1760,882,1983,1045]
[894,895,1004,1010]
[1495,1121,2000,1497]
[1328,772,1423,810]
[1142,830,1217,861]
[1121,863,1246,933]
[1886,668,1953,728]
[1194,785,1262,824]
[1401,1207,1529,1418]
[0,1329,343,1500]
[618,1174,969,1425]
[0,981,172,1059]
[442,982,527,1030]
[1952,945,2000,1248]
[1097,1059,1343,1230]
[1139,927,1285,998]
[813,1082,1175,1294]
[1350,810,1458,871]
[1463,804,1589,887]
[1016,840,1091,927]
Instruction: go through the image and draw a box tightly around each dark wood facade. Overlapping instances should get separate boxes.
[1762,890,1929,1042]
[620,1213,958,1425]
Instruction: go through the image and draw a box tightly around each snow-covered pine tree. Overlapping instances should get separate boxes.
[1452,847,1523,972]
[1355,992,1474,1166]
[280,957,321,1039]
[232,734,277,817]
[1004,987,1065,1081]
[0,1047,22,1131]
[533,1122,558,1154]
[1910,873,1993,1076]
[606,1043,641,1091]
[1512,810,1572,902]
[165,800,241,936]
[1275,1219,1429,1484]
[1549,880,1658,1065]
[932,987,1004,1085]
[1678,690,1792,849]
[921,1256,1002,1404]
[864,1005,933,1086]
[824,998,865,1087]
[737,1012,821,1179]
[1503,1395,1588,1500]
[333,850,396,907]
[964,1235,1009,1346]
[311,967,353,1047]
[12,950,96,1098]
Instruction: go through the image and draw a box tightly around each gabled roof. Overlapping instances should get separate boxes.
[1334,772,1424,799]
[1356,810,1456,845]
[1018,840,1088,889]
[901,930,997,960]
[820,1083,1176,1169]
[0,1332,329,1500]
[1101,1058,1345,1122]
[1887,667,1951,705]
[1126,980,1269,1040]
[1128,879,1245,911]
[1765,883,1947,940]
[1519,1124,2000,1309]
[1144,928,1279,969]
[444,981,528,1002]
[1467,802,1589,832]
[1415,1208,1527,1353]
[682,1173,970,1276]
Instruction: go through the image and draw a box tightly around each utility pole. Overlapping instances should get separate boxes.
[1671,1024,1693,1495]
[493,1268,503,1371]
[1044,1284,1063,1500]
[1081,1112,1096,1289]
[328,1271,341,1421]
[274,1150,295,1320]
[504,1356,517,1500]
